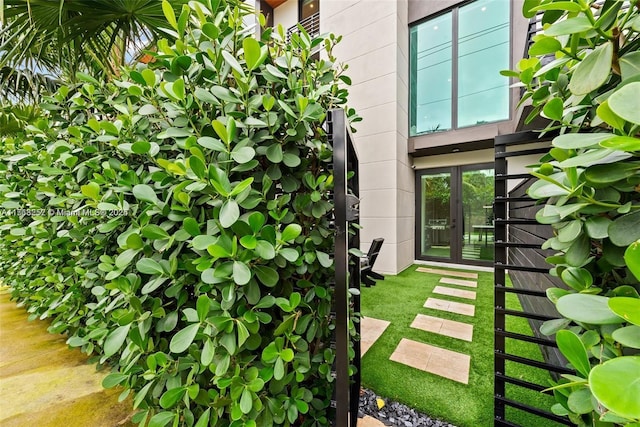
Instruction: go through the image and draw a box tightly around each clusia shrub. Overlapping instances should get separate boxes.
[0,0,359,425]
[506,0,640,425]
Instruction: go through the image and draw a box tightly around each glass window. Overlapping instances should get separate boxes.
[458,0,510,127]
[410,0,510,136]
[410,13,452,135]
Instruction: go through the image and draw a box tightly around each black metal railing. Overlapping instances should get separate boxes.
[287,11,320,42]
[328,108,360,426]
[494,131,572,427]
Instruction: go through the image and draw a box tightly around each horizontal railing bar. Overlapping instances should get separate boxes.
[494,263,550,273]
[495,148,550,158]
[496,307,557,322]
[495,173,534,180]
[494,418,526,427]
[496,330,558,347]
[495,373,550,394]
[495,396,573,425]
[494,219,539,225]
[494,241,541,248]
[495,196,535,202]
[496,351,574,374]
[495,285,547,297]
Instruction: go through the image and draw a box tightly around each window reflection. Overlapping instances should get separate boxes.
[410,0,510,136]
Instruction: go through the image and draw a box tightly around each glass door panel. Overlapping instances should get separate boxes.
[461,167,494,262]
[420,172,451,259]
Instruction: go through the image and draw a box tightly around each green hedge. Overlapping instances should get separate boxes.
[0,1,358,426]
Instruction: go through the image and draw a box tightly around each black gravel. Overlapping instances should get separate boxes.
[358,388,458,427]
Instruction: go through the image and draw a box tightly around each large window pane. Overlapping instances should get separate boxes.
[462,168,494,262]
[410,13,452,135]
[420,172,451,259]
[457,0,510,127]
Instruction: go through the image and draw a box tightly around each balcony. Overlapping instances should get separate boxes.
[286,11,320,43]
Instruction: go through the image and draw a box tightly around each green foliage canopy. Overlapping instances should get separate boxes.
[507,0,640,425]
[0,1,358,426]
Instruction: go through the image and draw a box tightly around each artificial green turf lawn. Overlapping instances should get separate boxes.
[359,265,560,427]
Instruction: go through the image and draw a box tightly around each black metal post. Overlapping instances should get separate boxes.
[329,108,359,427]
[494,136,508,425]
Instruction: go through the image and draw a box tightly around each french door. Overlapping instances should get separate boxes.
[415,163,494,265]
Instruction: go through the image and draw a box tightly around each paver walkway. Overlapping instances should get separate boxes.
[387,266,482,385]
[360,316,391,356]
[411,314,473,342]
[416,267,478,279]
[390,338,471,384]
[424,297,475,316]
[0,289,134,427]
[440,277,477,288]
[433,285,476,300]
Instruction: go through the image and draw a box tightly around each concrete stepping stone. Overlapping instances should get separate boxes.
[424,297,475,316]
[410,314,474,342]
[440,277,477,288]
[360,316,391,356]
[416,267,478,279]
[358,415,386,427]
[390,338,470,384]
[433,285,476,300]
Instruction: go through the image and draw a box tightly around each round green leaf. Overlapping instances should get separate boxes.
[561,267,593,291]
[81,182,100,200]
[600,136,640,152]
[567,388,595,415]
[281,224,302,242]
[556,330,591,378]
[568,42,614,96]
[254,265,279,287]
[132,184,158,204]
[612,325,640,349]
[609,210,640,247]
[556,294,623,325]
[142,224,170,240]
[189,156,206,179]
[608,82,640,125]
[231,146,255,164]
[545,15,592,36]
[103,324,131,358]
[220,200,239,228]
[589,356,640,419]
[170,323,200,353]
[160,387,186,409]
[266,144,283,163]
[608,297,640,326]
[233,261,251,285]
[540,318,572,336]
[239,234,257,249]
[202,23,219,39]
[625,240,640,282]
[148,411,176,427]
[183,217,201,237]
[202,338,215,366]
[102,373,128,388]
[584,216,611,239]
[542,97,564,121]
[115,249,139,269]
[243,37,262,71]
[529,37,562,57]
[192,235,217,251]
[136,258,164,275]
[240,388,253,414]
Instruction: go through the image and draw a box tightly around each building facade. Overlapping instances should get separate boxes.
[256,0,532,273]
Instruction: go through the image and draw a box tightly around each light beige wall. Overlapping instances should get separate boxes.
[321,0,413,274]
[274,0,298,31]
